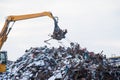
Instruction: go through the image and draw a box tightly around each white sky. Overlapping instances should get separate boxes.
[0,0,120,61]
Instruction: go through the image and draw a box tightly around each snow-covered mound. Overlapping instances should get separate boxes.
[1,43,120,80]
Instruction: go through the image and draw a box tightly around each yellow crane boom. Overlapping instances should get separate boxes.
[0,12,56,50]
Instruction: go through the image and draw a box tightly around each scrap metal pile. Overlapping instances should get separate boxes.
[1,43,120,80]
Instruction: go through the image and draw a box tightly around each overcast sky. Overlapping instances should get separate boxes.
[0,0,120,61]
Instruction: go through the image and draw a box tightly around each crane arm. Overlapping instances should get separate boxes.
[7,12,54,21]
[0,11,56,50]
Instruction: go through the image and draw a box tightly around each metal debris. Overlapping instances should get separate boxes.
[1,43,120,80]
